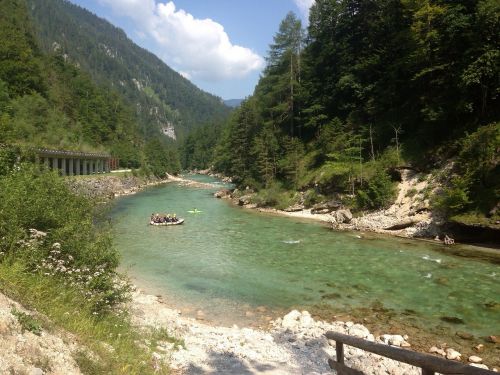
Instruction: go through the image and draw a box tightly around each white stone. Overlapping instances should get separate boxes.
[445,348,461,360]
[299,311,314,328]
[468,356,483,364]
[348,324,370,339]
[282,310,301,330]
[389,335,405,346]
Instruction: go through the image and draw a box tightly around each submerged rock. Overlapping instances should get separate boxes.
[321,293,341,300]
[486,335,498,343]
[456,331,474,340]
[440,316,465,324]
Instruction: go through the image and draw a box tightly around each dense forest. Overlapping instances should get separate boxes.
[185,0,499,224]
[27,0,231,140]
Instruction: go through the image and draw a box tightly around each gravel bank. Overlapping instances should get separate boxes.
[66,174,170,199]
[130,290,424,375]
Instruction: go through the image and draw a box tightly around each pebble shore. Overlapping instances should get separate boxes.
[130,290,429,375]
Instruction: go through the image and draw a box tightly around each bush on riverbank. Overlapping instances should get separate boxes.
[0,164,125,312]
[0,164,171,374]
[432,123,500,223]
[250,182,299,210]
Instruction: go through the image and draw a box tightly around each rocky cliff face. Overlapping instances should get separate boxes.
[339,169,440,238]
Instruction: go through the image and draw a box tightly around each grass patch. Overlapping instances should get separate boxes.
[405,188,418,198]
[450,212,500,228]
[149,327,185,350]
[0,261,170,375]
[251,183,299,209]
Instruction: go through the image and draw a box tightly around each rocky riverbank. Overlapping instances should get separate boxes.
[1,286,496,374]
[65,174,174,200]
[210,170,500,248]
[130,289,496,374]
[213,170,450,242]
[66,173,225,201]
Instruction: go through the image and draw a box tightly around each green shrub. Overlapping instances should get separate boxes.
[432,176,471,216]
[405,188,418,198]
[303,189,324,207]
[356,169,396,210]
[0,262,168,375]
[0,164,127,313]
[0,145,18,176]
[251,183,297,209]
[432,123,499,218]
[11,307,42,335]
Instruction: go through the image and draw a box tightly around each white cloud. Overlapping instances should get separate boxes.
[98,0,264,81]
[294,0,315,19]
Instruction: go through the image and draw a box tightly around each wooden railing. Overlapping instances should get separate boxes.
[326,331,495,375]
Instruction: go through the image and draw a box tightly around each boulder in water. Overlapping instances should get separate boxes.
[214,189,231,199]
[440,316,464,324]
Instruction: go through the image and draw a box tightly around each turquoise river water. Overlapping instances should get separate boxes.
[111,175,499,338]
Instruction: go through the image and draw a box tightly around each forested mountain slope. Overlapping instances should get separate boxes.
[27,0,230,140]
[0,0,139,153]
[0,0,182,173]
[186,1,499,229]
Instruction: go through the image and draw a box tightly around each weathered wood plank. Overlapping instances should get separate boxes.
[336,341,344,364]
[326,332,495,375]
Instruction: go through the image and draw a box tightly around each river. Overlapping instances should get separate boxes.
[111,175,499,341]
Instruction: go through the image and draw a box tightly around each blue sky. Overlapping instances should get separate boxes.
[68,0,314,100]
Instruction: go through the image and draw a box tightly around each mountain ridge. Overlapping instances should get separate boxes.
[27,0,230,141]
[224,99,244,108]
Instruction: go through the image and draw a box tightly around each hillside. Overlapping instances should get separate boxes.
[187,4,499,236]
[0,0,184,173]
[27,0,231,140]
